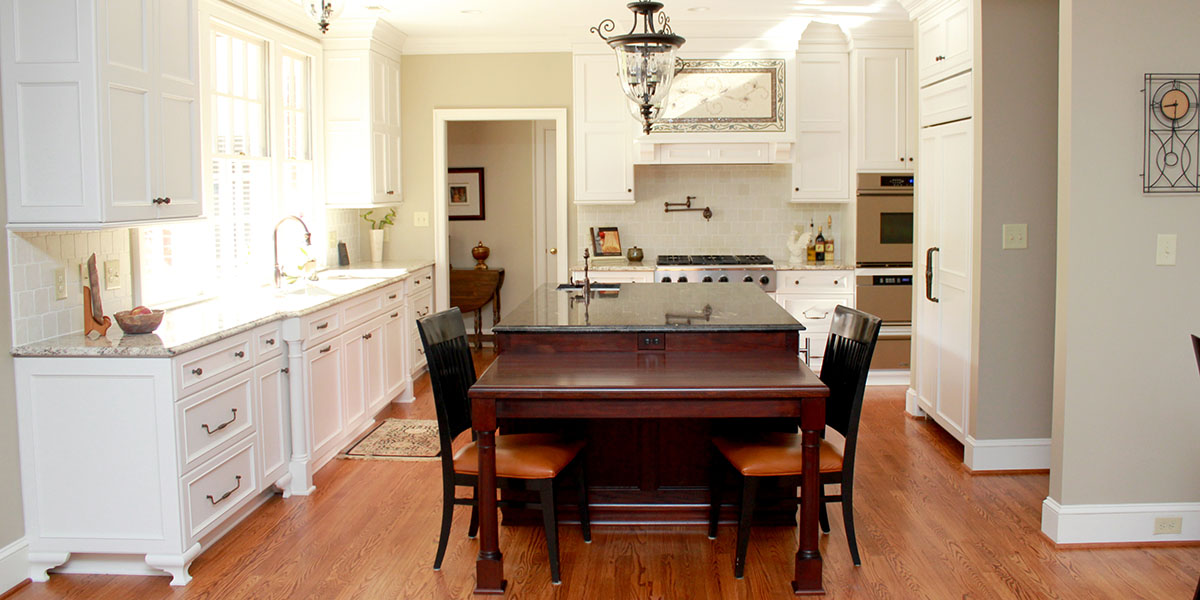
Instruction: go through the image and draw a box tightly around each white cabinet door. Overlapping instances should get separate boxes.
[383,308,408,402]
[355,316,388,417]
[99,0,156,223]
[304,340,344,461]
[792,53,849,202]
[573,54,635,204]
[340,329,367,432]
[254,356,289,485]
[324,47,401,208]
[153,0,201,219]
[917,0,972,86]
[856,49,911,172]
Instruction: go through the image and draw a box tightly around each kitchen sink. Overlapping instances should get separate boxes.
[276,278,382,297]
[321,268,408,279]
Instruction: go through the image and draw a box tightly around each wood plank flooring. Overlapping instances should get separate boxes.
[8,349,1198,599]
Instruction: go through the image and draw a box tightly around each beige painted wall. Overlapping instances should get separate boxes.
[447,120,536,330]
[1052,0,1200,504]
[971,0,1058,440]
[391,53,574,264]
[0,99,27,549]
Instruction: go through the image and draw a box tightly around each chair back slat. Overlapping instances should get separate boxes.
[417,308,477,458]
[818,306,882,467]
[1192,334,1200,376]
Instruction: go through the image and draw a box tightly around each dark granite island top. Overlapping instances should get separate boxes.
[493,282,803,334]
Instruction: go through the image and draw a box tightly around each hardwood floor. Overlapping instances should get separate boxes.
[9,349,1198,599]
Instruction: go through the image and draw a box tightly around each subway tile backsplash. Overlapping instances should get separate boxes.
[576,164,852,264]
[9,230,133,346]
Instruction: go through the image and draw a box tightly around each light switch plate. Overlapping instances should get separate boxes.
[414,212,429,227]
[54,268,67,300]
[104,259,121,290]
[1156,234,1177,266]
[1002,224,1028,250]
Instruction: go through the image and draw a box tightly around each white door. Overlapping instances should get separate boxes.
[932,119,972,440]
[856,49,909,171]
[914,125,941,418]
[154,0,201,219]
[101,0,156,223]
[534,121,563,288]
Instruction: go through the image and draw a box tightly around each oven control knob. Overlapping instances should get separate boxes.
[702,276,713,283]
[718,276,729,283]
[759,275,770,285]
[743,276,754,283]
[678,276,689,283]
[661,276,672,283]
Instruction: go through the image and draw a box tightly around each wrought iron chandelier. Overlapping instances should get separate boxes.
[304,0,344,34]
[591,2,686,134]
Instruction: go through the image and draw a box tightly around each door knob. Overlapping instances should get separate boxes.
[549,248,558,254]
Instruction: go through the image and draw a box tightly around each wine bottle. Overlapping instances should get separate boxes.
[824,215,835,263]
[815,226,826,263]
[806,218,817,263]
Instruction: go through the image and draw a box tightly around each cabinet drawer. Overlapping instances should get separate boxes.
[409,290,433,325]
[254,322,283,361]
[302,305,342,347]
[778,295,853,333]
[184,439,257,541]
[410,330,427,374]
[380,282,404,308]
[343,289,385,328]
[175,332,255,398]
[178,369,255,473]
[775,271,853,294]
[919,71,973,127]
[407,266,433,294]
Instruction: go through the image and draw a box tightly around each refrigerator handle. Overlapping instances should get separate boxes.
[925,247,940,303]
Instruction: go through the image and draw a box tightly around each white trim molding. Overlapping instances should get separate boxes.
[1042,498,1200,544]
[964,437,1051,471]
[0,537,29,595]
[866,369,910,387]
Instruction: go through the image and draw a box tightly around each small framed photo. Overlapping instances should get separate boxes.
[590,226,622,256]
[448,167,485,220]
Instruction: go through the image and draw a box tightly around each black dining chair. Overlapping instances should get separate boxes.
[707,305,881,576]
[1191,334,1199,375]
[418,307,591,584]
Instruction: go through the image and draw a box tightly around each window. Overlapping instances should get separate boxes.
[138,11,318,306]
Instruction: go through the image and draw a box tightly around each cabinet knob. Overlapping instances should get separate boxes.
[163,197,171,204]
[626,188,632,193]
[390,312,399,318]
[281,367,290,374]
[387,190,395,195]
[233,350,245,358]
[192,367,203,376]
[908,157,914,162]
[362,333,372,340]
[265,338,275,345]
[388,294,397,299]
[935,55,946,61]
[794,187,800,192]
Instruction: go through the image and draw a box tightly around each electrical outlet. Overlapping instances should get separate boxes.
[414,212,429,227]
[104,259,121,290]
[54,268,67,300]
[1002,224,1028,250]
[1154,516,1182,535]
[1156,233,1177,266]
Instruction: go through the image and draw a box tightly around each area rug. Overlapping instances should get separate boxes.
[342,419,441,461]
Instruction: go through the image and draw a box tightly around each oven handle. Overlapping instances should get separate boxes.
[925,247,939,303]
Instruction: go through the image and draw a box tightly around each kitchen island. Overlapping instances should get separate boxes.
[470,282,829,594]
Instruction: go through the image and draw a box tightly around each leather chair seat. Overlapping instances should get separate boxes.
[714,432,844,477]
[454,433,586,480]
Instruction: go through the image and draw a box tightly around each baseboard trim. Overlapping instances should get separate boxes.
[964,436,1051,471]
[0,538,29,597]
[1042,497,1200,544]
[866,369,909,386]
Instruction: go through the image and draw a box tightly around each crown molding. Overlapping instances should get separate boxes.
[846,20,914,50]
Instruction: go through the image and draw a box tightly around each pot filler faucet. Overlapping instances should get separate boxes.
[274,215,313,288]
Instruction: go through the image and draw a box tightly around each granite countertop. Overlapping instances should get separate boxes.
[571,260,851,271]
[12,259,435,359]
[569,259,656,271]
[774,262,852,271]
[494,282,803,333]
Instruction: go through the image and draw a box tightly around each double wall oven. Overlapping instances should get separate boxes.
[855,173,914,370]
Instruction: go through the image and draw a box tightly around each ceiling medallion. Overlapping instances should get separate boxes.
[591,2,687,135]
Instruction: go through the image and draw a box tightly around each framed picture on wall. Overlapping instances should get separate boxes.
[590,226,622,256]
[448,167,485,220]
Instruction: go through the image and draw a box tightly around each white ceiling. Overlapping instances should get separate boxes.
[343,0,911,52]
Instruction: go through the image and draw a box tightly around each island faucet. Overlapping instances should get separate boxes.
[273,215,313,288]
[582,247,591,298]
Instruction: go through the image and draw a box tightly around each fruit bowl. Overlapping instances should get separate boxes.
[113,309,165,334]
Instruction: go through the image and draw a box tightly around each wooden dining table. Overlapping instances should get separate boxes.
[467,349,830,595]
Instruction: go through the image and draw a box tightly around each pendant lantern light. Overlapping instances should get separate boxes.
[591,2,686,134]
[304,0,344,34]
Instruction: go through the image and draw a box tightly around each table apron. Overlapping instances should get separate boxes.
[488,397,822,421]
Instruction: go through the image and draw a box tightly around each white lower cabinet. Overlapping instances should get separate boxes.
[254,357,290,485]
[772,270,855,371]
[383,307,407,401]
[305,339,345,466]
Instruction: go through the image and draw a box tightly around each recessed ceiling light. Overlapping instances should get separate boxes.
[688,6,710,11]
[461,9,482,14]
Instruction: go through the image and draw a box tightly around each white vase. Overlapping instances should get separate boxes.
[369,229,384,262]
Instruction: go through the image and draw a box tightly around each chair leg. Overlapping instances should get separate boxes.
[733,476,760,579]
[707,455,724,539]
[467,503,479,539]
[537,480,562,584]
[842,479,861,566]
[576,461,592,543]
[818,486,831,534]
[433,479,456,570]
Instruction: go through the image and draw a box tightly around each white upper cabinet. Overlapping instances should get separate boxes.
[0,0,201,227]
[917,0,972,86]
[572,53,635,205]
[324,20,404,208]
[854,49,914,172]
[792,51,850,203]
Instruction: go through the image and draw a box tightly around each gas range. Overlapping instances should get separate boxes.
[654,255,777,292]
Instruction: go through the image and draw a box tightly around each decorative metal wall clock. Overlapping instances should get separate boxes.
[1144,74,1200,193]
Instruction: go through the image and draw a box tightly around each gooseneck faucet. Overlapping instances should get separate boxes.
[582,247,591,298]
[274,215,313,288]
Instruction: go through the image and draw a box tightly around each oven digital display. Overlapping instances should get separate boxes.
[880,212,913,244]
[880,176,914,187]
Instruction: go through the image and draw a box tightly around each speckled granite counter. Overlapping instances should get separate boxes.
[12,259,435,358]
[494,282,802,333]
[569,259,655,271]
[571,260,851,271]
[774,262,852,270]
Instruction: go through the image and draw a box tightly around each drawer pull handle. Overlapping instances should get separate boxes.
[265,338,276,345]
[315,322,329,330]
[320,345,332,354]
[281,367,290,374]
[362,333,373,340]
[390,312,399,318]
[802,309,829,320]
[201,409,238,435]
[417,347,425,356]
[206,475,242,505]
[233,351,245,358]
[192,367,203,376]
[388,294,397,300]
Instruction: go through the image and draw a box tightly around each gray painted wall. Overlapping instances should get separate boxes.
[972,0,1059,440]
[1052,0,1200,504]
[0,94,27,551]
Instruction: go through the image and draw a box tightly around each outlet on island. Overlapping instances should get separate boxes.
[638,334,665,351]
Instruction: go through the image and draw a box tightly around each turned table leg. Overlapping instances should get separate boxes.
[472,397,505,594]
[793,396,825,595]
